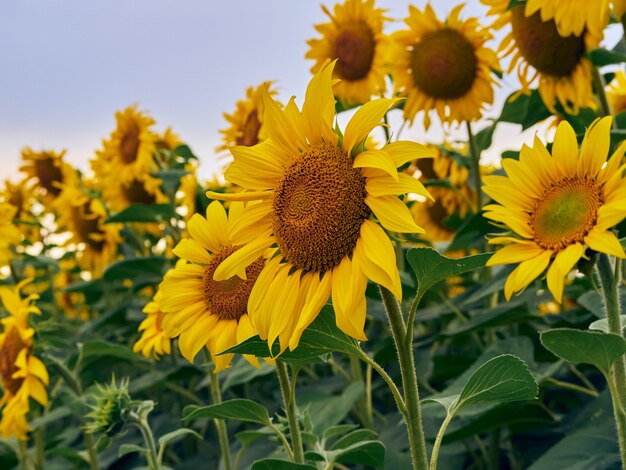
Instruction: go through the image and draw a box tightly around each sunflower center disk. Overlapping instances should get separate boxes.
[510,6,584,78]
[531,177,602,251]
[333,22,376,81]
[0,327,26,396]
[120,126,141,164]
[202,246,265,321]
[121,179,156,205]
[71,203,105,251]
[34,157,63,196]
[410,28,477,100]
[236,110,262,147]
[273,143,370,273]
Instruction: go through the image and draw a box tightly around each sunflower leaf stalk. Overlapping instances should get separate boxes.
[379,285,428,470]
[276,360,305,464]
[208,367,233,470]
[596,254,626,467]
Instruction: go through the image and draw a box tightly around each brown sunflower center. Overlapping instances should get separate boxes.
[332,21,376,81]
[236,110,261,147]
[119,126,141,164]
[0,326,26,396]
[71,202,105,252]
[202,246,265,321]
[121,179,156,205]
[410,28,477,100]
[34,156,63,196]
[273,143,370,273]
[510,6,584,78]
[531,177,602,251]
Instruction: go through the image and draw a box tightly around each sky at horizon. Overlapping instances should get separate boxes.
[0,0,621,183]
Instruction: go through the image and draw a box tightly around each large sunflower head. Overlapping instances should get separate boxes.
[159,201,268,371]
[206,62,434,352]
[133,291,172,360]
[0,281,49,440]
[481,0,597,114]
[0,203,22,268]
[55,181,122,276]
[389,4,500,128]
[607,70,626,115]
[306,0,390,105]
[219,82,277,151]
[19,147,76,206]
[483,117,626,302]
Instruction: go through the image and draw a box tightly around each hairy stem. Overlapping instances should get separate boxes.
[276,361,305,464]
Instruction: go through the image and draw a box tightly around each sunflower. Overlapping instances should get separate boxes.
[1,179,40,242]
[54,259,89,320]
[481,0,597,114]
[219,82,277,152]
[55,181,122,276]
[206,62,433,351]
[389,4,499,128]
[0,281,49,440]
[133,291,172,360]
[158,201,268,371]
[155,127,182,153]
[524,0,610,41]
[0,203,21,268]
[484,117,626,302]
[306,0,389,105]
[19,147,76,207]
[178,165,199,222]
[607,70,626,115]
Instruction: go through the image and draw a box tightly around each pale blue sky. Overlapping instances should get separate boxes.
[0,1,619,181]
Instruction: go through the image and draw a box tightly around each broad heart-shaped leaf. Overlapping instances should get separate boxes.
[223,305,361,363]
[540,328,626,375]
[103,256,168,281]
[454,354,538,412]
[182,399,271,426]
[589,316,626,334]
[406,248,491,301]
[251,460,316,470]
[105,203,174,223]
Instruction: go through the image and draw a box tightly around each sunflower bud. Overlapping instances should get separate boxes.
[85,378,131,437]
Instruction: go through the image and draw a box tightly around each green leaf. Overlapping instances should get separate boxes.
[306,381,365,435]
[332,441,386,469]
[171,144,197,162]
[224,305,361,363]
[103,256,168,281]
[182,399,271,425]
[157,428,201,449]
[154,169,188,194]
[589,48,626,67]
[323,424,359,442]
[589,316,626,333]
[455,354,537,411]
[421,395,460,414]
[118,444,147,458]
[331,429,377,450]
[406,248,491,302]
[498,89,552,130]
[251,460,317,470]
[105,203,174,223]
[81,340,148,365]
[540,328,626,375]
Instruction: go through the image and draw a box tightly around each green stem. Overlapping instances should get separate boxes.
[465,121,483,212]
[429,413,454,470]
[209,368,233,470]
[276,361,305,464]
[84,431,100,470]
[592,66,613,119]
[357,350,407,416]
[543,377,599,397]
[622,13,626,52]
[17,440,29,470]
[130,412,159,470]
[596,254,626,468]
[349,355,373,429]
[488,428,501,470]
[379,286,428,470]
[35,427,44,469]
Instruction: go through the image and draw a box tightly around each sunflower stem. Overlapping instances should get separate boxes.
[349,355,374,429]
[83,431,101,470]
[596,254,626,468]
[465,121,483,213]
[209,367,233,470]
[130,411,159,470]
[592,66,613,119]
[622,13,626,52]
[276,361,305,464]
[35,426,44,469]
[429,412,454,470]
[379,285,428,470]
[17,440,29,470]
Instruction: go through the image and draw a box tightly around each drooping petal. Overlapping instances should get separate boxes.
[365,195,424,233]
[546,243,584,303]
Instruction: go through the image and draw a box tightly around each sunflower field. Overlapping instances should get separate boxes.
[4,0,626,469]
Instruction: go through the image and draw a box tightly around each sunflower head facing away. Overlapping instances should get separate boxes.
[219,82,277,151]
[0,281,49,440]
[481,0,597,114]
[159,201,268,371]
[484,117,626,302]
[207,62,434,352]
[389,4,499,128]
[306,0,390,105]
[133,291,172,360]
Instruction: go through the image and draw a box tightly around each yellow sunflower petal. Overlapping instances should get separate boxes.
[289,271,332,351]
[302,62,338,146]
[213,237,273,281]
[365,195,424,233]
[343,98,397,156]
[383,141,435,167]
[331,257,368,341]
[486,242,544,266]
[546,243,584,303]
[353,150,398,180]
[173,239,212,264]
[585,230,626,258]
[552,121,578,177]
[187,214,221,253]
[504,251,552,300]
[578,117,612,178]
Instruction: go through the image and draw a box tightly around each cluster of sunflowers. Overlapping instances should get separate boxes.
[4,1,626,469]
